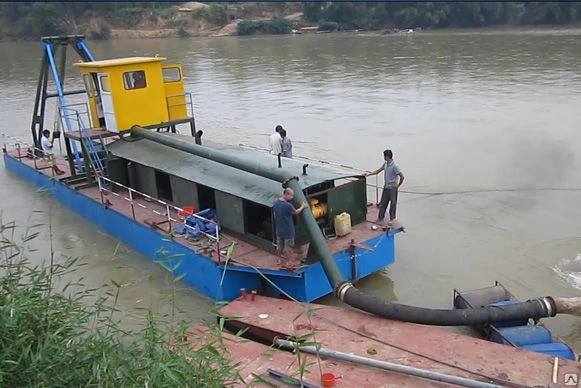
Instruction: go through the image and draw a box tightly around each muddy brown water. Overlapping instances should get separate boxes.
[1,28,580,350]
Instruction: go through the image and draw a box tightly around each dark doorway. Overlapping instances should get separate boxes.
[244,201,273,241]
[197,184,216,210]
[155,170,173,202]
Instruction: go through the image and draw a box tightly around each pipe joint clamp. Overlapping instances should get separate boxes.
[281,176,299,188]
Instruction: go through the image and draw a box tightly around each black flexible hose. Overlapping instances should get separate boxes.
[339,283,556,326]
[130,126,560,326]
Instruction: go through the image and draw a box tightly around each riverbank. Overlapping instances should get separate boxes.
[2,2,581,42]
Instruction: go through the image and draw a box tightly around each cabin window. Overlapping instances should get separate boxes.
[162,67,181,83]
[99,75,111,92]
[123,70,147,90]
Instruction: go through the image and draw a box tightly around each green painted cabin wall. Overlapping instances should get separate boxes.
[215,191,245,234]
[170,175,199,210]
[106,157,129,187]
[327,179,367,225]
[132,163,157,198]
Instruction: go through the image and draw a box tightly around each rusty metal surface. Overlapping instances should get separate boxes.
[220,295,581,387]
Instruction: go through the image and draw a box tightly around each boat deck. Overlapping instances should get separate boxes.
[6,148,401,272]
[63,127,117,141]
[216,295,581,387]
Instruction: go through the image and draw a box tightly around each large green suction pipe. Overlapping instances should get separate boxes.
[130,126,345,284]
[130,126,561,326]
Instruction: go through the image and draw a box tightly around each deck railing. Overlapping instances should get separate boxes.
[4,142,61,178]
[165,92,195,120]
[59,103,92,132]
[238,143,383,204]
[95,173,223,260]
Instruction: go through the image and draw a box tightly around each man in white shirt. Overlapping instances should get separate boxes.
[269,125,283,155]
[41,130,65,175]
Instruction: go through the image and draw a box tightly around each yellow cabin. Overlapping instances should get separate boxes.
[74,57,191,133]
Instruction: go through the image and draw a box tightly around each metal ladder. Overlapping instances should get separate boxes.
[76,111,105,176]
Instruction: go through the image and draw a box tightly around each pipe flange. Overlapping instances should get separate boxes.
[541,296,556,316]
[281,176,299,188]
[335,281,354,301]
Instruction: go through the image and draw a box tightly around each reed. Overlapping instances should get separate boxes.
[0,220,242,387]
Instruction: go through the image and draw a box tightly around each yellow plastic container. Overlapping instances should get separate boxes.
[334,212,352,236]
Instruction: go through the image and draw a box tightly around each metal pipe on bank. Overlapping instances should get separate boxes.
[130,126,571,326]
[275,339,503,388]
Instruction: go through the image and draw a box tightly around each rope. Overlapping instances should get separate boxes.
[224,259,530,388]
[400,187,581,196]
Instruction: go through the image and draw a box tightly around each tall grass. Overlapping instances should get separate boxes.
[0,220,242,387]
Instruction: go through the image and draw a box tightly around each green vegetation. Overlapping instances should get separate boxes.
[0,2,180,40]
[194,3,230,25]
[238,16,294,36]
[301,2,581,31]
[0,221,242,387]
[0,2,581,41]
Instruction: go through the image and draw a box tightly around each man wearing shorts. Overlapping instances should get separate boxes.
[273,188,308,264]
[41,129,65,175]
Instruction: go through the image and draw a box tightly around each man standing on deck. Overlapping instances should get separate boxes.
[280,129,293,158]
[273,188,308,266]
[41,129,65,175]
[269,125,283,155]
[366,149,404,225]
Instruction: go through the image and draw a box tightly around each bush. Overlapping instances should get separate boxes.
[112,7,143,28]
[159,7,176,20]
[165,17,188,29]
[204,3,229,24]
[87,22,111,40]
[238,17,292,36]
[262,16,292,34]
[237,20,260,36]
[177,26,190,38]
[0,221,242,387]
[318,21,339,31]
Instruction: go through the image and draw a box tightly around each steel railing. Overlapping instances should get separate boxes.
[5,142,62,178]
[165,92,195,119]
[95,173,224,261]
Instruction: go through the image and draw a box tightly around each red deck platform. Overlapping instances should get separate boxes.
[218,295,581,387]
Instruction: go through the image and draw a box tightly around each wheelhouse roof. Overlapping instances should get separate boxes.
[107,134,362,207]
[74,57,167,68]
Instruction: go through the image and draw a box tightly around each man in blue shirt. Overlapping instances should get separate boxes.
[273,188,308,264]
[366,149,405,225]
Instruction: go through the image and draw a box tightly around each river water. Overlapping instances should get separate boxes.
[1,28,580,349]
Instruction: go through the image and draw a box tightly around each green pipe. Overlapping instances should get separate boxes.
[130,126,345,286]
[130,126,562,326]
[286,179,344,285]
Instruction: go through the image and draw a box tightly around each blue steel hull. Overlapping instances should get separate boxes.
[4,153,399,302]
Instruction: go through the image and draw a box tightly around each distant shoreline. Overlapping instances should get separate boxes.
[2,22,581,44]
